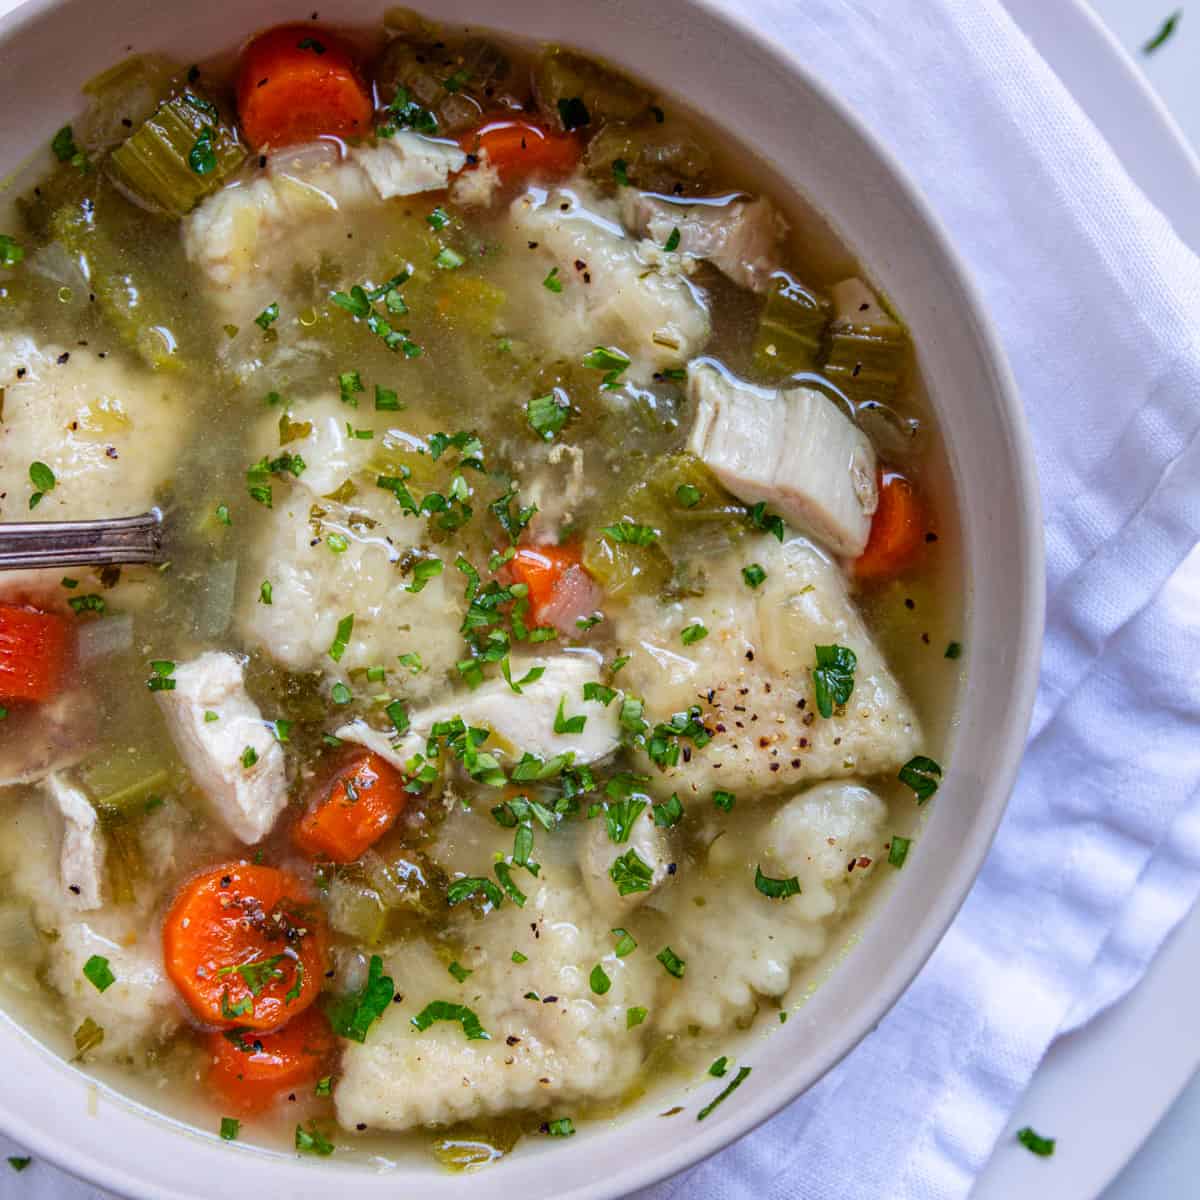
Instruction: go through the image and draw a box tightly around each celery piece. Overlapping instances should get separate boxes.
[752,271,829,379]
[110,88,245,217]
[534,47,651,131]
[80,743,171,817]
[583,117,711,195]
[822,277,911,405]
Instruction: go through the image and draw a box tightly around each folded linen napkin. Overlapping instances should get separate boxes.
[634,1,1200,1197]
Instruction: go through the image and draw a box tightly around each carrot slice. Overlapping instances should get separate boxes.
[163,863,327,1031]
[462,118,581,183]
[236,24,373,151]
[510,543,582,615]
[0,603,69,703]
[206,1006,335,1113]
[293,751,408,864]
[854,469,928,582]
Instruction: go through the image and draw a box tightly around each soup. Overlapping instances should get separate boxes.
[0,11,961,1169]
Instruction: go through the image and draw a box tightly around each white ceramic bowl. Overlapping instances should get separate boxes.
[0,0,1044,1194]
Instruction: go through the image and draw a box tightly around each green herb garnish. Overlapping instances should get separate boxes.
[754,866,801,899]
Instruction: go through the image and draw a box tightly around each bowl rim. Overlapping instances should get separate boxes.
[0,0,1045,1194]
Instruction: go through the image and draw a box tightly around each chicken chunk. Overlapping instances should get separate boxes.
[612,534,922,799]
[687,362,878,557]
[155,652,286,844]
[619,190,785,293]
[338,653,622,771]
[351,134,467,199]
[43,773,106,912]
[501,181,711,384]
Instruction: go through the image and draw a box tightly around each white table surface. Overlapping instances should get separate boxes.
[1076,3,1200,1197]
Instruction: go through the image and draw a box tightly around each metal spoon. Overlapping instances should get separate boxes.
[0,510,165,571]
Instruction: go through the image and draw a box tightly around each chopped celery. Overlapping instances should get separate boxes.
[79,54,177,152]
[534,47,651,131]
[583,453,746,600]
[49,173,202,369]
[822,277,911,405]
[752,271,829,378]
[431,1117,531,1172]
[110,88,245,217]
[583,117,711,195]
[326,874,389,944]
[103,820,144,906]
[79,743,171,817]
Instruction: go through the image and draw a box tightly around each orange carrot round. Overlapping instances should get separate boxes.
[163,863,327,1031]
[293,751,408,864]
[206,1006,335,1113]
[509,544,582,614]
[855,469,928,582]
[0,603,69,703]
[237,24,373,151]
[461,117,581,183]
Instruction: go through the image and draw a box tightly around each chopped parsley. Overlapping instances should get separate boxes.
[339,370,365,405]
[297,36,326,53]
[676,482,701,508]
[627,1006,647,1029]
[656,946,686,978]
[240,745,258,769]
[888,835,911,868]
[435,246,465,270]
[582,345,631,389]
[259,579,273,605]
[653,793,685,828]
[254,301,280,331]
[315,1076,332,1096]
[709,1056,729,1078]
[327,954,394,1043]
[146,659,176,692]
[601,521,658,546]
[73,1017,104,1058]
[528,392,569,440]
[713,790,735,812]
[448,961,472,983]
[742,563,767,588]
[512,950,528,964]
[399,651,424,673]
[898,755,942,803]
[812,644,857,718]
[681,622,708,645]
[330,682,352,705]
[411,1000,490,1040]
[407,558,444,594]
[543,266,563,293]
[545,1116,577,1137]
[945,641,963,660]
[493,861,527,907]
[610,848,654,895]
[0,234,24,266]
[427,205,450,229]
[447,876,505,909]
[377,86,438,137]
[375,384,401,411]
[295,1123,335,1156]
[1144,10,1182,54]
[82,954,115,992]
[697,1066,751,1120]
[328,613,354,662]
[51,124,88,170]
[219,1117,240,1141]
[327,533,349,554]
[1016,1126,1056,1157]
[664,227,682,253]
[605,791,647,843]
[754,866,801,900]
[215,502,232,526]
[7,1156,30,1171]
[612,928,637,957]
[748,501,786,541]
[583,682,617,706]
[589,964,611,995]
[554,696,587,734]
[187,127,218,176]
[612,157,630,186]
[28,460,55,509]
[501,658,544,694]
[68,594,106,616]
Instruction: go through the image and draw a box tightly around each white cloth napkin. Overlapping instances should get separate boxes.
[633,1,1200,1198]
[5,3,1200,1199]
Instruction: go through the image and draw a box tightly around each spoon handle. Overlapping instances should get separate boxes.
[0,511,164,571]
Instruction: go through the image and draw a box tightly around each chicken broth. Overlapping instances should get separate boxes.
[0,14,962,1169]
